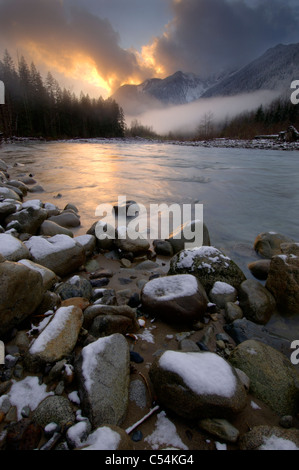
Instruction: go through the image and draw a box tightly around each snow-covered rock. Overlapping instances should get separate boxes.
[141,274,208,324]
[149,350,248,420]
[24,234,85,277]
[0,234,30,261]
[76,334,130,428]
[18,259,58,290]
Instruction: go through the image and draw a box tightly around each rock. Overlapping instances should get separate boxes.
[5,207,47,234]
[92,289,116,306]
[248,259,271,280]
[74,235,96,257]
[24,234,85,277]
[18,259,58,290]
[169,246,246,293]
[224,318,293,358]
[78,425,133,450]
[39,220,74,238]
[209,281,237,309]
[44,203,60,217]
[239,425,299,450]
[179,339,200,352]
[76,334,130,427]
[254,232,294,259]
[19,176,37,185]
[266,254,299,316]
[8,180,28,196]
[115,226,150,254]
[55,275,92,301]
[225,302,243,323]
[0,159,8,171]
[28,184,44,193]
[120,258,132,268]
[198,418,239,443]
[88,221,115,251]
[229,340,299,416]
[135,260,160,271]
[27,306,83,366]
[61,297,90,311]
[32,396,75,428]
[35,291,61,315]
[90,315,137,338]
[83,305,139,332]
[5,419,43,451]
[64,203,79,213]
[0,261,44,336]
[48,212,80,228]
[238,279,276,325]
[116,288,133,306]
[281,242,299,256]
[279,415,294,429]
[153,240,174,257]
[0,202,18,219]
[0,234,30,261]
[141,274,208,325]
[166,221,211,254]
[0,186,21,201]
[149,350,248,420]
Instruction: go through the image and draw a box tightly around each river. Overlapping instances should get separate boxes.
[1,137,299,338]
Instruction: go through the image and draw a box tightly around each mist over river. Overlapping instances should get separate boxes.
[2,137,299,339]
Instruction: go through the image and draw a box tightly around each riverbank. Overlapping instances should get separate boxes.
[0,153,299,451]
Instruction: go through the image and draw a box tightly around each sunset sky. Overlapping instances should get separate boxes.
[1,0,299,98]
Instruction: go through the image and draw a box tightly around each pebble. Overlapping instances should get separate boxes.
[120,258,132,268]
[130,351,144,364]
[132,430,143,442]
[90,278,110,287]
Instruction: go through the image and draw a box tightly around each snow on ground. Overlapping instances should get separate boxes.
[3,376,54,420]
[144,411,188,451]
[80,426,121,450]
[259,436,299,451]
[142,274,199,301]
[215,442,227,450]
[68,391,81,406]
[251,401,261,410]
[159,351,237,398]
[137,327,155,344]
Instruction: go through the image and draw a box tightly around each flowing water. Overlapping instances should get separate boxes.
[1,138,299,337]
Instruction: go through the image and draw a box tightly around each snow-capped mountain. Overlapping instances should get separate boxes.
[112,42,299,115]
[112,71,217,115]
[202,43,299,98]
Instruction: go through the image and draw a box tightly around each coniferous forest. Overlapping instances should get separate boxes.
[0,51,125,139]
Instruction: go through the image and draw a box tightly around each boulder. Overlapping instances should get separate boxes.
[55,275,92,301]
[224,302,243,323]
[39,220,74,238]
[32,396,75,428]
[169,246,246,293]
[76,334,130,428]
[75,235,96,257]
[247,259,271,281]
[229,340,299,416]
[238,279,276,325]
[48,212,80,228]
[88,221,115,251]
[0,234,30,262]
[5,207,47,234]
[83,305,139,331]
[266,254,299,315]
[141,274,208,324]
[198,418,239,443]
[254,232,294,259]
[166,221,211,254]
[0,261,44,336]
[153,240,174,257]
[224,318,294,358]
[27,306,83,366]
[0,186,21,201]
[239,425,299,450]
[149,350,248,420]
[115,226,150,254]
[89,315,137,338]
[24,235,85,277]
[208,281,237,309]
[18,259,58,290]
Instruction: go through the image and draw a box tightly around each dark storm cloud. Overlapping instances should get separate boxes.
[151,0,299,77]
[0,0,152,89]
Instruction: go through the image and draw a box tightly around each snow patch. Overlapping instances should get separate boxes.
[143,274,198,301]
[259,435,299,451]
[81,426,121,450]
[81,336,113,392]
[145,411,188,450]
[159,351,237,398]
[210,281,235,295]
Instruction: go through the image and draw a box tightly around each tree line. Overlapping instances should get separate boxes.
[0,51,125,139]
